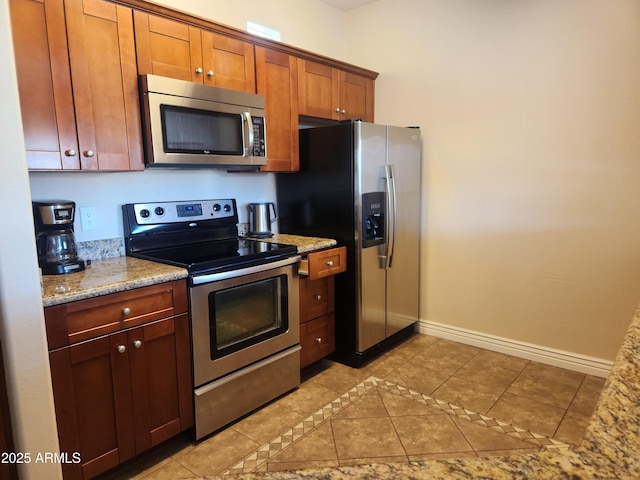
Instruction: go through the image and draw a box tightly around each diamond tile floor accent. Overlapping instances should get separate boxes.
[99,334,606,479]
[223,376,573,476]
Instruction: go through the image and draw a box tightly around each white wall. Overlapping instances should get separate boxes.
[30,171,279,242]
[0,2,63,478]
[345,0,640,361]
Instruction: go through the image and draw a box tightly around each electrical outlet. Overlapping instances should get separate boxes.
[238,222,249,237]
[80,206,98,231]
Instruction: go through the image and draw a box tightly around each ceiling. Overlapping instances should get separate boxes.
[320,0,378,11]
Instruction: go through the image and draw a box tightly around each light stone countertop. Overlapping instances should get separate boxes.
[41,256,188,307]
[252,233,337,254]
[41,235,335,307]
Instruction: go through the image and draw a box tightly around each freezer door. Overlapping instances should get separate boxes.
[385,126,421,337]
[355,123,388,352]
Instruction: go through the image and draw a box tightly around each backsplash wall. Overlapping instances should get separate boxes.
[29,169,278,245]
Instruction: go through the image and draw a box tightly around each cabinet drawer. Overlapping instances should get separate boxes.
[299,276,334,323]
[45,281,187,349]
[300,313,335,368]
[300,246,346,281]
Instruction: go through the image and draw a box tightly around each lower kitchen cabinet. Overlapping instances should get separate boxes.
[45,281,192,479]
[298,247,346,368]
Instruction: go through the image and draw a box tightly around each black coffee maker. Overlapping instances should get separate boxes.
[33,200,86,275]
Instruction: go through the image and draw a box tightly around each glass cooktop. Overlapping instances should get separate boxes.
[133,238,298,276]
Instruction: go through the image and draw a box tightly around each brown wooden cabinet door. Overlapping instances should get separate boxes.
[10,0,79,169]
[297,59,374,122]
[341,71,374,123]
[134,13,256,93]
[133,11,203,83]
[9,0,143,171]
[129,314,193,453]
[65,0,143,170]
[201,31,256,92]
[256,47,299,172]
[297,58,339,120]
[49,332,135,480]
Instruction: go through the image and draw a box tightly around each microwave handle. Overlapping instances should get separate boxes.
[242,112,254,157]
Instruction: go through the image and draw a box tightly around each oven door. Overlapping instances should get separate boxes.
[189,256,301,388]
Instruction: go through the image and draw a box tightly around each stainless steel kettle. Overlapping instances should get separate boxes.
[248,202,277,238]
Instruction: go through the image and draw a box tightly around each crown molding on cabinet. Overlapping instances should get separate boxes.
[110,0,379,80]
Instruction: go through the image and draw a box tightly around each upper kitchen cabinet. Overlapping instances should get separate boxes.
[255,47,299,172]
[134,12,256,93]
[297,59,375,123]
[10,0,144,171]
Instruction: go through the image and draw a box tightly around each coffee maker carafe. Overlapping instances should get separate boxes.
[33,201,85,275]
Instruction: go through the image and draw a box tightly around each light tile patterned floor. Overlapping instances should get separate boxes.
[100,334,606,479]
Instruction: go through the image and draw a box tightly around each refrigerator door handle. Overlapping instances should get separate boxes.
[384,164,398,268]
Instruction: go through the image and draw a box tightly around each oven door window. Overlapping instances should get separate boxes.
[209,274,289,359]
[160,104,243,155]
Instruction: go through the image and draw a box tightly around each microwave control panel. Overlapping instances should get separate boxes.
[252,116,266,157]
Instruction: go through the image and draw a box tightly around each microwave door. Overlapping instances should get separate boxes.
[142,84,267,168]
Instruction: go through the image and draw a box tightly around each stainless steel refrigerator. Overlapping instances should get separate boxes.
[276,121,421,367]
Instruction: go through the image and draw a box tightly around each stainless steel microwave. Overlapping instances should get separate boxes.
[139,74,267,169]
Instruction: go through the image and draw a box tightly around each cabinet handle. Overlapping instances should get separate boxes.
[83,150,95,158]
[195,67,203,74]
[315,294,322,300]
[122,307,131,316]
[64,149,77,157]
[133,340,142,349]
[315,337,323,344]
[326,260,334,267]
[207,70,214,77]
[117,344,126,354]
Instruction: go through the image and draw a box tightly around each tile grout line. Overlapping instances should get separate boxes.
[222,375,572,476]
[373,377,572,451]
[221,377,379,475]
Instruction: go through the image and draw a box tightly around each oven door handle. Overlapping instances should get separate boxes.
[191,255,302,285]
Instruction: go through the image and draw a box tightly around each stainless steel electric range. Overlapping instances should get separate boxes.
[123,199,301,439]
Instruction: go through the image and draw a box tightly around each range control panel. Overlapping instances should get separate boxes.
[362,192,385,248]
[132,199,236,225]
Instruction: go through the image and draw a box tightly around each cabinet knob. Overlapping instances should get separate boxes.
[315,337,323,344]
[122,307,131,316]
[83,150,95,158]
[195,67,203,74]
[335,108,341,113]
[207,70,214,77]
[117,344,126,354]
[315,294,322,300]
[326,260,334,267]
[341,109,346,114]
[64,149,77,157]
[133,340,142,349]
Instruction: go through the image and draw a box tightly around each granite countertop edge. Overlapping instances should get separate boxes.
[41,256,189,307]
[41,235,336,307]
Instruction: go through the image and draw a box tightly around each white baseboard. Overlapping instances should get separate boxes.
[417,320,612,378]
